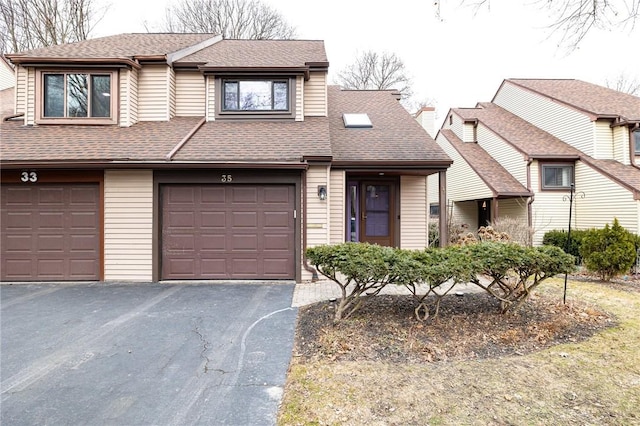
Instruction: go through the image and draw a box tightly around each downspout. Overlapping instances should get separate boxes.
[301,168,319,281]
[526,158,535,238]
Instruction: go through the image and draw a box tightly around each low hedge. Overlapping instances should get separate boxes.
[307,242,575,321]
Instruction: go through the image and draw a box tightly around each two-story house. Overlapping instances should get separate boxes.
[1,33,451,283]
[421,78,640,245]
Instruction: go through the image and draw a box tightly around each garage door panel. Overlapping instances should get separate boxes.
[167,211,195,228]
[161,184,295,280]
[1,184,101,281]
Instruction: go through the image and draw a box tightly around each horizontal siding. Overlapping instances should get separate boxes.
[613,125,631,165]
[0,61,14,91]
[206,76,215,121]
[303,72,327,117]
[400,175,427,249]
[477,124,527,187]
[451,200,477,230]
[15,65,26,115]
[104,170,153,281]
[295,75,303,121]
[575,161,638,234]
[138,65,169,121]
[462,123,475,142]
[594,119,613,160]
[175,71,205,116]
[447,112,464,140]
[435,133,493,201]
[306,165,329,247]
[530,160,570,246]
[496,198,528,223]
[426,174,439,211]
[329,169,345,244]
[494,82,595,156]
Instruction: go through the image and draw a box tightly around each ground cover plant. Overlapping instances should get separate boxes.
[279,278,640,425]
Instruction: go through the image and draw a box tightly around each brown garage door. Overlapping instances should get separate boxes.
[161,184,295,280]
[1,184,101,281]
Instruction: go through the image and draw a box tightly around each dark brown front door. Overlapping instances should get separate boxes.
[0,184,101,281]
[360,182,396,247]
[161,184,295,280]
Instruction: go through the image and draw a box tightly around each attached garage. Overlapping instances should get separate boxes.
[1,182,101,281]
[158,174,299,280]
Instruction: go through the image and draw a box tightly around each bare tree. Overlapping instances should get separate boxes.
[605,73,640,96]
[437,0,639,51]
[153,0,296,39]
[0,0,105,53]
[335,50,413,101]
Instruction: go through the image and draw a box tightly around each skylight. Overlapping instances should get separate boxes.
[343,113,372,128]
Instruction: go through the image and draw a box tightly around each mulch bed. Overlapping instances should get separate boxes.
[294,290,616,364]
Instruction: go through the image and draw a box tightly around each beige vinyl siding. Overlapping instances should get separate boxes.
[329,169,346,244]
[435,133,493,201]
[594,120,614,160]
[462,123,475,142]
[426,174,440,214]
[451,200,477,230]
[206,75,215,121]
[612,125,631,165]
[0,60,14,91]
[119,68,138,127]
[303,72,327,117]
[25,67,35,125]
[574,161,638,234]
[447,112,464,140]
[168,67,176,119]
[15,65,26,115]
[104,170,153,281]
[175,71,205,116]
[494,82,595,156]
[495,198,528,223]
[138,64,170,121]
[477,124,527,186]
[295,75,304,121]
[306,165,330,247]
[400,176,428,249]
[530,160,570,246]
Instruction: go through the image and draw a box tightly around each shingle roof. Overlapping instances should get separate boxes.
[172,117,331,162]
[439,129,531,197]
[505,79,640,121]
[0,117,203,162]
[6,33,217,59]
[328,86,451,165]
[177,39,328,68]
[453,103,581,159]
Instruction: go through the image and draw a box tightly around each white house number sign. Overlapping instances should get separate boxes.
[221,174,233,183]
[20,171,38,183]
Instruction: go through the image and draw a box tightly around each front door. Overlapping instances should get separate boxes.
[360,182,395,247]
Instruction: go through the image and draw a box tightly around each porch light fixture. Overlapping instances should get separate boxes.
[317,185,327,201]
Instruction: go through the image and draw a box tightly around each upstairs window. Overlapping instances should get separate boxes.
[38,71,116,124]
[222,79,289,112]
[634,129,640,154]
[542,164,573,190]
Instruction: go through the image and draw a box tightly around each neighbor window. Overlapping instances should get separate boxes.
[542,164,573,189]
[42,72,113,119]
[222,80,289,111]
[634,129,640,154]
[429,203,440,218]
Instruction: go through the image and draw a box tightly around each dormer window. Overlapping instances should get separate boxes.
[36,70,117,124]
[222,79,289,112]
[634,129,640,154]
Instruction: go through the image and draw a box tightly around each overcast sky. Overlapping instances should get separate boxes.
[94,0,639,125]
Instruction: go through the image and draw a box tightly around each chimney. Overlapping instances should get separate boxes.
[415,106,436,138]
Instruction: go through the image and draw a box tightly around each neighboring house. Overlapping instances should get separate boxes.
[0,54,15,116]
[0,33,451,283]
[420,78,640,245]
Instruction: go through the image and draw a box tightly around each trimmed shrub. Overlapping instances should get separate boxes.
[542,229,588,264]
[579,218,636,281]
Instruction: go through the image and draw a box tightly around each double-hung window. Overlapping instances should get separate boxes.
[222,79,289,112]
[39,71,116,123]
[634,129,640,154]
[541,164,573,190]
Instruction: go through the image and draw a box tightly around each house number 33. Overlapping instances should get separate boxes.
[21,171,38,183]
[221,174,233,183]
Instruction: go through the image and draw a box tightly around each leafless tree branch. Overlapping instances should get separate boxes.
[155,0,296,39]
[605,72,640,95]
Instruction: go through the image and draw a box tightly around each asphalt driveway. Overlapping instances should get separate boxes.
[1,282,297,425]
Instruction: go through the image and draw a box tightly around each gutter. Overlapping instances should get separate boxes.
[301,168,319,281]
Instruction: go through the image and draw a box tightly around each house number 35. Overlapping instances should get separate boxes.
[21,171,38,183]
[221,174,233,183]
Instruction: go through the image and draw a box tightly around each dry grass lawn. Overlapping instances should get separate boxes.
[278,278,640,425]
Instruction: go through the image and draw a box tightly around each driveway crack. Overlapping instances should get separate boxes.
[192,320,212,374]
